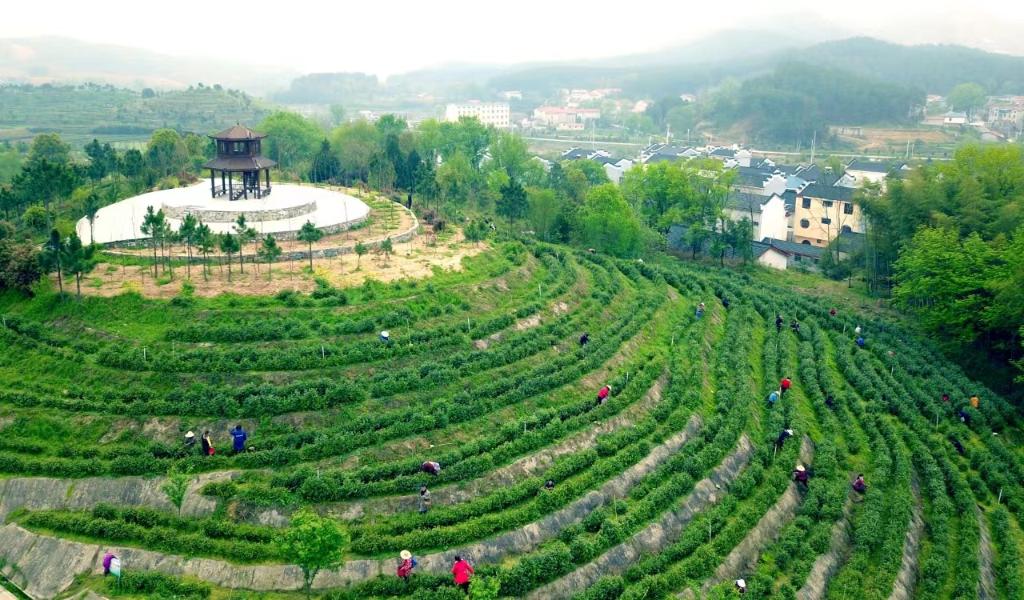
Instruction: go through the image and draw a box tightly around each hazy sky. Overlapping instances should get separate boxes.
[3,0,1024,76]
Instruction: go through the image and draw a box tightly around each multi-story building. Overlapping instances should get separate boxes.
[987,104,1024,127]
[533,106,601,128]
[792,183,862,247]
[726,191,789,241]
[444,102,510,128]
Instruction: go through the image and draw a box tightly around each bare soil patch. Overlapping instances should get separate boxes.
[70,234,485,298]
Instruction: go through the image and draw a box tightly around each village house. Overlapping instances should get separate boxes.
[725,191,789,241]
[532,106,601,130]
[943,110,968,125]
[792,183,861,247]
[593,156,634,184]
[559,148,633,183]
[755,237,826,270]
[837,159,907,189]
[638,143,700,164]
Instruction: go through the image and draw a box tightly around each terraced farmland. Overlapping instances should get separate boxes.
[0,241,1021,600]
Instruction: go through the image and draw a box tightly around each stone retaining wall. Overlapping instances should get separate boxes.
[102,192,416,250]
[102,214,372,248]
[0,472,227,523]
[161,201,317,223]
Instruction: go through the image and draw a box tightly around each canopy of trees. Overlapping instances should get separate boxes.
[702,63,923,144]
[822,145,1024,376]
[271,72,381,104]
[257,111,325,172]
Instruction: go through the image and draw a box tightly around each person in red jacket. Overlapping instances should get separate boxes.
[396,549,416,582]
[452,555,474,593]
[596,384,611,406]
[780,376,792,397]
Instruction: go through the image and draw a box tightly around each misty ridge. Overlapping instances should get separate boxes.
[3,26,1024,102]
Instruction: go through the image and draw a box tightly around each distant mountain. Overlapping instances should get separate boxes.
[595,24,849,69]
[271,72,381,105]
[788,37,1024,94]
[487,36,1024,99]
[0,36,297,95]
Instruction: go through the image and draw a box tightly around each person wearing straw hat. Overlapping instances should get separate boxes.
[735,578,747,594]
[793,464,811,490]
[184,431,196,451]
[397,549,416,581]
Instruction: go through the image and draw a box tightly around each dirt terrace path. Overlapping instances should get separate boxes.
[0,411,705,597]
[698,436,815,595]
[797,492,857,600]
[886,474,924,600]
[977,506,997,600]
[527,434,756,600]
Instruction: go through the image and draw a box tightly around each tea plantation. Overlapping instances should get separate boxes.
[0,241,1021,600]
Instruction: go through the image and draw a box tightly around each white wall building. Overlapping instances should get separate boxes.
[839,159,908,190]
[444,102,511,128]
[603,159,634,184]
[943,111,967,125]
[763,173,788,197]
[726,192,788,242]
[755,245,790,270]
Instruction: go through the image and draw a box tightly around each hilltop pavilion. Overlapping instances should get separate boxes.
[203,124,276,200]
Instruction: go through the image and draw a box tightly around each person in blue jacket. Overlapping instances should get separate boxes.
[231,425,248,454]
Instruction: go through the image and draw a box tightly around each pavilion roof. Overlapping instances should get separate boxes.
[211,124,266,140]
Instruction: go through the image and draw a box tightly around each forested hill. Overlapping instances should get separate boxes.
[0,84,269,145]
[793,37,1024,94]
[487,36,1024,98]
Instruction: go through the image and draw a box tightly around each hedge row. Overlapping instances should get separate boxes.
[19,507,280,563]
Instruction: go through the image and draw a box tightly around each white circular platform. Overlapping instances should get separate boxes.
[77,183,371,245]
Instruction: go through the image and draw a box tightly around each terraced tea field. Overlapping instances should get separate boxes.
[0,242,1021,600]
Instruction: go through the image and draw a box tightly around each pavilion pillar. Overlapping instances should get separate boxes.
[265,168,270,195]
[229,172,233,200]
[221,171,226,196]
[210,169,215,197]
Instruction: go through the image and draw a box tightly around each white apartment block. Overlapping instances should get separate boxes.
[444,102,511,128]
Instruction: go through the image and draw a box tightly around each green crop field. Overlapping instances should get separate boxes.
[0,241,1021,600]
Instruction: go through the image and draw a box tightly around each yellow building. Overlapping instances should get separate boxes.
[793,183,862,247]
